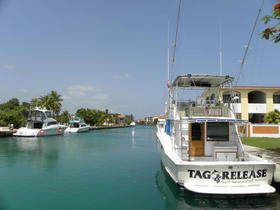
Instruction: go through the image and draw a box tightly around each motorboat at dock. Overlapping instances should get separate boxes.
[14,107,67,137]
[65,116,90,133]
[156,74,277,195]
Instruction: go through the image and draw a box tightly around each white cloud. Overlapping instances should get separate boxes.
[18,88,28,93]
[62,85,108,112]
[124,73,130,78]
[113,73,131,80]
[66,85,100,97]
[3,64,16,70]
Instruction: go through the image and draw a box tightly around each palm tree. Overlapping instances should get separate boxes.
[40,95,52,111]
[265,110,280,124]
[30,98,42,108]
[49,91,63,115]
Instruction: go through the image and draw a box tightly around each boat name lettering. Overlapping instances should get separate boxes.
[187,169,267,183]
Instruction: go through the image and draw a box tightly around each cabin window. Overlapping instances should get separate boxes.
[191,123,202,140]
[28,110,46,120]
[33,122,43,129]
[47,121,58,126]
[70,123,79,128]
[45,111,52,118]
[207,122,229,141]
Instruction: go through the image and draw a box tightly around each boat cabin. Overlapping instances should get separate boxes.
[166,75,244,161]
[26,108,56,129]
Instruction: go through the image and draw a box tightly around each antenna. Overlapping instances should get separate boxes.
[219,25,223,76]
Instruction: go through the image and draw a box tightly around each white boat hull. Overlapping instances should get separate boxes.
[14,125,67,137]
[65,126,90,133]
[157,131,275,194]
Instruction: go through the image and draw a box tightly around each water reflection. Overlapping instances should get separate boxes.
[155,163,280,209]
[131,128,135,146]
[0,137,60,169]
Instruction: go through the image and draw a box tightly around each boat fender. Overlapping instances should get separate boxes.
[40,130,45,135]
[181,136,185,141]
[58,128,62,133]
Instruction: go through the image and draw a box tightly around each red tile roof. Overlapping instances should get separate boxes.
[118,115,125,119]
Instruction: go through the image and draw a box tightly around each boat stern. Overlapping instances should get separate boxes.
[180,163,276,194]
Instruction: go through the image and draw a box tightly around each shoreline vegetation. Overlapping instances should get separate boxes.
[0,90,134,129]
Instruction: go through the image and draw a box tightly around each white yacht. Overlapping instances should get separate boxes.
[130,122,136,127]
[156,74,277,194]
[14,107,67,137]
[65,116,90,133]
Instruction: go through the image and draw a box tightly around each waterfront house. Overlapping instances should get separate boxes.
[118,115,125,125]
[220,86,280,123]
[203,86,280,137]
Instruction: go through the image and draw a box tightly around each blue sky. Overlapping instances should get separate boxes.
[0,0,279,118]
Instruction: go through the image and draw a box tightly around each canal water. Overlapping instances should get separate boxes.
[0,126,279,210]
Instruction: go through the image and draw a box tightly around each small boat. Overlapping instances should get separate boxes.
[14,107,67,137]
[65,116,90,133]
[156,74,276,195]
[130,122,136,127]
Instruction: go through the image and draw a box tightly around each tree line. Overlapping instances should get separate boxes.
[0,91,133,128]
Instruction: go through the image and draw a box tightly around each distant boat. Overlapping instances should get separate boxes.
[65,116,90,133]
[14,107,67,137]
[130,122,136,127]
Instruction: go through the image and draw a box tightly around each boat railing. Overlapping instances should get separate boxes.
[176,102,232,118]
[173,119,190,160]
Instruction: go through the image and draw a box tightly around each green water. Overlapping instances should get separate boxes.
[0,126,279,210]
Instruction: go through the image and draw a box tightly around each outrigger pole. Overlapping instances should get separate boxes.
[234,0,264,87]
[167,0,182,116]
[170,0,182,88]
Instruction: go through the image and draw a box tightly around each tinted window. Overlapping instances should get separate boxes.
[47,121,58,126]
[207,122,229,141]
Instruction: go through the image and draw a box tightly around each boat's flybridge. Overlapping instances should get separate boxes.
[26,108,57,129]
[165,74,246,162]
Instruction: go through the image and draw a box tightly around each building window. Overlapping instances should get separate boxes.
[248,91,266,103]
[273,92,280,104]
[249,113,265,123]
[206,122,229,141]
[222,92,241,103]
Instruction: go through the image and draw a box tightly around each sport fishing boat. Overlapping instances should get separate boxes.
[156,74,276,194]
[65,116,90,133]
[14,107,67,137]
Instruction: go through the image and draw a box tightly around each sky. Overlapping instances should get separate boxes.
[0,0,279,118]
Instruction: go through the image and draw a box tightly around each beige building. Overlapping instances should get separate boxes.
[220,86,280,123]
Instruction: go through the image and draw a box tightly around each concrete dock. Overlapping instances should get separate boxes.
[0,127,14,137]
[90,125,133,130]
